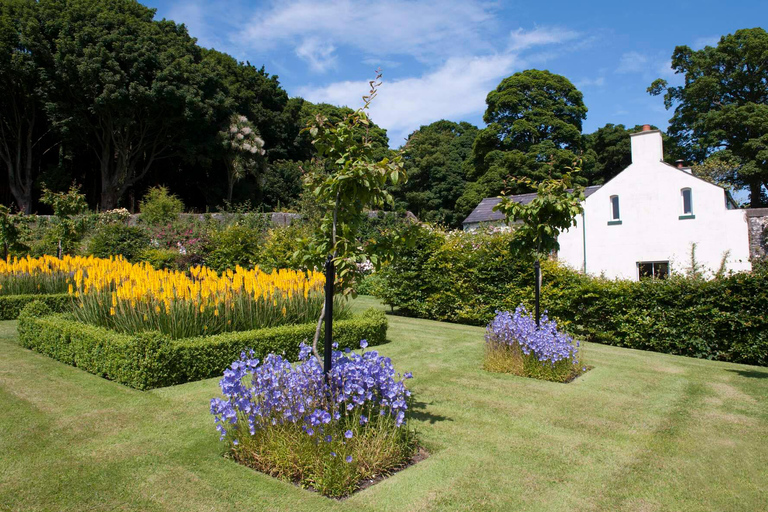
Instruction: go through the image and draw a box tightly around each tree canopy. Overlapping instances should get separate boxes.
[396,120,478,228]
[457,70,587,220]
[649,27,768,207]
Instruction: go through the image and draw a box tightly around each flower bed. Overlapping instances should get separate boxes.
[484,305,586,382]
[17,301,387,390]
[211,341,416,497]
[69,257,348,338]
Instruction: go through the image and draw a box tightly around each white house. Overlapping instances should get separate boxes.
[463,125,755,280]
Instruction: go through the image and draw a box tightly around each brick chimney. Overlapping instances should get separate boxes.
[630,124,663,163]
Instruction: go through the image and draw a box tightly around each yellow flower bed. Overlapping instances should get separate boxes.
[1,255,346,338]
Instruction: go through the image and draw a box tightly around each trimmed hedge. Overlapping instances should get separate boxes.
[0,293,70,320]
[378,225,768,367]
[17,303,387,390]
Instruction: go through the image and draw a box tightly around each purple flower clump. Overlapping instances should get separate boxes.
[210,340,413,442]
[486,305,579,366]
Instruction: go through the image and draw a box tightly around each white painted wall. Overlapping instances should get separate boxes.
[558,129,752,280]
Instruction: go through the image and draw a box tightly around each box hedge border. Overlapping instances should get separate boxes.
[17,301,388,390]
[0,293,70,320]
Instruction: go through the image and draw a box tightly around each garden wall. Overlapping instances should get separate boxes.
[18,303,388,390]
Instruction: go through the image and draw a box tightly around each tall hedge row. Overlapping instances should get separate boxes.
[377,227,768,366]
[17,303,388,389]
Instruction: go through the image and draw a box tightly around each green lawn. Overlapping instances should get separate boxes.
[1,296,767,511]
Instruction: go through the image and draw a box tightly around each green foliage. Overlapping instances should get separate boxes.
[396,120,479,228]
[219,114,266,202]
[458,70,588,217]
[377,226,768,366]
[0,205,28,258]
[86,224,149,261]
[494,169,585,258]
[137,248,180,270]
[17,306,387,390]
[648,28,768,207]
[139,186,184,226]
[0,293,69,320]
[30,0,224,209]
[203,224,263,273]
[581,124,682,185]
[301,72,406,293]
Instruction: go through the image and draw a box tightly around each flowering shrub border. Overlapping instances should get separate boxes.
[17,302,387,390]
[211,341,417,497]
[484,305,586,383]
[0,293,70,320]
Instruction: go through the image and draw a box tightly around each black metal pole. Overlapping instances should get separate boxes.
[323,255,335,374]
[534,259,541,328]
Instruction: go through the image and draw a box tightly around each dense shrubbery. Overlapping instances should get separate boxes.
[86,224,149,261]
[378,225,768,366]
[211,341,415,497]
[484,306,585,382]
[0,294,70,320]
[18,302,388,389]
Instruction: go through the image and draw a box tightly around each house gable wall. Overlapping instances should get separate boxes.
[557,159,752,280]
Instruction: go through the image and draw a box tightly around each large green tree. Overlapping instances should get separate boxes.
[457,70,587,219]
[649,28,768,207]
[396,120,478,227]
[0,0,51,213]
[29,0,223,210]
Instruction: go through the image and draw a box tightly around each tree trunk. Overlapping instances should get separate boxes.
[749,181,765,208]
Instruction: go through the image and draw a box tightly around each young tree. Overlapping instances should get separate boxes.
[219,114,266,202]
[648,28,768,207]
[301,72,406,370]
[493,167,584,325]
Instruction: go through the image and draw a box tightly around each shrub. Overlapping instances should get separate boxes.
[0,294,69,320]
[377,225,768,366]
[484,306,584,382]
[137,247,180,270]
[85,224,149,261]
[17,304,387,389]
[210,340,415,497]
[204,224,263,272]
[139,186,184,226]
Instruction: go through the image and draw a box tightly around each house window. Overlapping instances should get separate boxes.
[638,261,669,280]
[608,195,621,225]
[681,188,693,215]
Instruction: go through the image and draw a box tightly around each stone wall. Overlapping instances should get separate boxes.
[746,209,768,262]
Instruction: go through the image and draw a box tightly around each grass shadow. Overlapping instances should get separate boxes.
[409,400,452,424]
[727,369,768,379]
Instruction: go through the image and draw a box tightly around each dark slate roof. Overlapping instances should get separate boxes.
[462,185,602,225]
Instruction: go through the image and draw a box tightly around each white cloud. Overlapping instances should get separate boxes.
[616,51,649,74]
[239,0,497,71]
[576,76,605,88]
[297,54,517,145]
[508,27,581,51]
[693,36,720,49]
[295,38,337,73]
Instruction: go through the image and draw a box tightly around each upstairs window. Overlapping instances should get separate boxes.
[609,195,621,223]
[681,188,693,215]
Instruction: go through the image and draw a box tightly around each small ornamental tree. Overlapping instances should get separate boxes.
[301,71,406,368]
[40,183,89,257]
[493,167,584,324]
[219,114,266,202]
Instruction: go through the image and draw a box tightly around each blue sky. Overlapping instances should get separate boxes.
[144,0,766,148]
